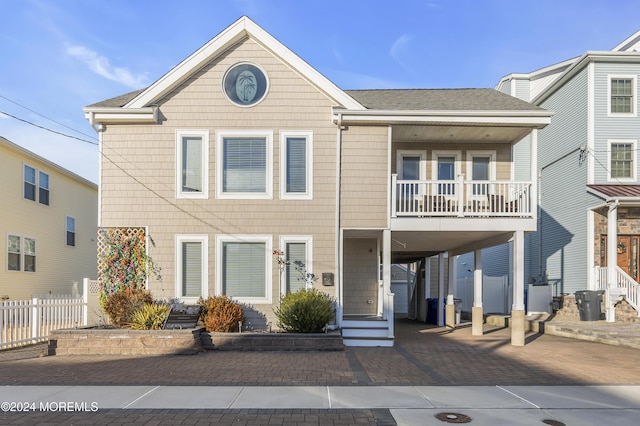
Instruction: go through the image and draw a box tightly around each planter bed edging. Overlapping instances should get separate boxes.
[48,327,205,356]
[201,331,344,351]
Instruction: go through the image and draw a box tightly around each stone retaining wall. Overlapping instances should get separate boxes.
[200,331,344,351]
[48,327,204,356]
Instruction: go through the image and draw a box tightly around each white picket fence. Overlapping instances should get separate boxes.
[0,278,100,350]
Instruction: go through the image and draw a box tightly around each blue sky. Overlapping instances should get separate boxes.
[1,0,639,183]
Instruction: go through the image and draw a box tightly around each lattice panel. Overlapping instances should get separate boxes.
[96,227,146,282]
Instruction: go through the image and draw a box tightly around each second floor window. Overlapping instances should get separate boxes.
[176,130,209,199]
[610,77,634,114]
[610,141,635,180]
[217,131,273,199]
[280,131,313,199]
[24,165,50,205]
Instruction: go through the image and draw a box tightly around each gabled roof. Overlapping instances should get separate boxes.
[84,16,363,125]
[498,28,640,105]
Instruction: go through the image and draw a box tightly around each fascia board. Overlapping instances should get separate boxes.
[612,29,640,52]
[125,16,364,111]
[335,110,552,127]
[125,17,249,109]
[83,107,157,125]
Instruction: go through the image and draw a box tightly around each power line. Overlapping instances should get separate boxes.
[0,110,98,146]
[0,93,98,141]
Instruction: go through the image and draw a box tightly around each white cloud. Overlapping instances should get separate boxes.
[66,44,149,89]
[390,34,414,71]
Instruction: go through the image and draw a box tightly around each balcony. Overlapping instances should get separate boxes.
[391,174,533,218]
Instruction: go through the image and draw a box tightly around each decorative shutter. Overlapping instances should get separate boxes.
[223,242,265,297]
[286,137,307,193]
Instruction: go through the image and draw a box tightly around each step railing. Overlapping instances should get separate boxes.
[595,266,640,314]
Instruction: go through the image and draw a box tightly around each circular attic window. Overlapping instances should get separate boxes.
[222,62,268,107]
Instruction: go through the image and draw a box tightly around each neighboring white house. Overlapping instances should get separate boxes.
[83,16,551,346]
[0,136,98,299]
[464,28,640,321]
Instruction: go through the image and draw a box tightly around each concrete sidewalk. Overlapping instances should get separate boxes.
[0,385,639,425]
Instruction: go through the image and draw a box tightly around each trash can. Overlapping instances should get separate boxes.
[454,298,462,325]
[574,290,604,321]
[426,298,439,324]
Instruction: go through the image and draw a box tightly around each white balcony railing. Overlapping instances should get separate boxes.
[391,174,533,218]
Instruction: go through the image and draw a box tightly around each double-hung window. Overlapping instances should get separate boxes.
[176,235,208,301]
[609,140,636,181]
[23,165,50,205]
[216,131,273,199]
[176,130,209,199]
[280,131,313,199]
[216,235,272,304]
[609,76,636,116]
[280,236,312,296]
[66,216,76,247]
[7,234,35,272]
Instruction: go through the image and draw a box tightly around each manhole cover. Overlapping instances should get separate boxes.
[542,420,566,426]
[435,412,472,423]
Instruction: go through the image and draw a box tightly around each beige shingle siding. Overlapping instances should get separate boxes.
[340,126,389,228]
[99,38,339,306]
[0,139,98,299]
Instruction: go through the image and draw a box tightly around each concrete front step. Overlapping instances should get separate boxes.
[342,337,394,347]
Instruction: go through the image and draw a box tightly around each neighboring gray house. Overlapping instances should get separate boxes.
[473,29,640,321]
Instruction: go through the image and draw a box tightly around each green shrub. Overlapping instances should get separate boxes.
[198,296,245,332]
[103,288,153,327]
[130,303,171,330]
[274,288,335,333]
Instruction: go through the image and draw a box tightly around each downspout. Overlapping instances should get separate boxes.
[335,112,344,329]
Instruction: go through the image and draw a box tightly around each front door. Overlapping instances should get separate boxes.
[603,235,640,282]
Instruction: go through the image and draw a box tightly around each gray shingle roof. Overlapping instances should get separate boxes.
[345,88,545,112]
[87,87,543,113]
[86,88,146,108]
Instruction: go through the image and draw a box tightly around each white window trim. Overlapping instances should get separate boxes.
[216,130,273,200]
[278,235,313,297]
[608,75,637,117]
[215,234,272,304]
[607,139,637,182]
[7,233,36,273]
[175,234,208,303]
[175,129,209,199]
[397,150,427,180]
[279,130,313,200]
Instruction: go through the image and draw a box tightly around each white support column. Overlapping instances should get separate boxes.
[438,253,445,327]
[472,249,484,336]
[424,257,430,299]
[382,229,393,337]
[446,252,456,327]
[511,230,526,346]
[606,202,618,322]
